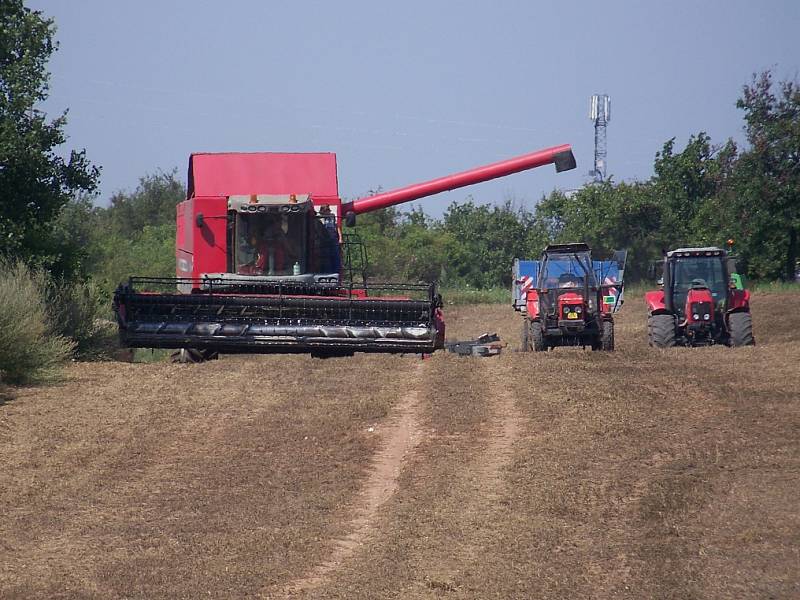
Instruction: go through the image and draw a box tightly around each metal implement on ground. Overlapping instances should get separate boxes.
[644,245,754,347]
[512,243,627,352]
[113,144,576,359]
[445,333,505,357]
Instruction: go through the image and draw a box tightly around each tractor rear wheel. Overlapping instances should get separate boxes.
[648,314,676,348]
[520,318,530,352]
[599,320,614,351]
[530,320,547,352]
[728,312,755,347]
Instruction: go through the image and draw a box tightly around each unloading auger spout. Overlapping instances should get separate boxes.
[341,144,575,220]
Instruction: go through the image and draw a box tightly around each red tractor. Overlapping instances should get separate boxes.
[113,145,576,359]
[645,247,754,347]
[514,243,626,352]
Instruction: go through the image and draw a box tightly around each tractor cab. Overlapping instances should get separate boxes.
[536,244,598,326]
[663,248,730,320]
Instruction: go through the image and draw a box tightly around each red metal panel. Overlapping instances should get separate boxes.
[189,196,228,277]
[344,144,573,215]
[728,289,750,312]
[175,200,192,277]
[188,152,339,199]
[644,290,667,313]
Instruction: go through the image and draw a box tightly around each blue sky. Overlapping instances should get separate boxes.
[31,0,800,216]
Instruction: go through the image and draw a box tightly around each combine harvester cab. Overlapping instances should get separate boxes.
[114,145,576,359]
[513,243,626,352]
[645,246,754,347]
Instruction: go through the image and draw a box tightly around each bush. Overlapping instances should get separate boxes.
[0,260,75,384]
[47,279,114,357]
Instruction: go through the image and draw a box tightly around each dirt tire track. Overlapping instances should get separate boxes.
[425,357,522,589]
[279,359,427,597]
[474,358,521,488]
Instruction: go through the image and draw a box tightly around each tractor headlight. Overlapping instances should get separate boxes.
[575,306,582,313]
[703,313,710,321]
[693,314,699,320]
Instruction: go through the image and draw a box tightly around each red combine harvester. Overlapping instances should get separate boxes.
[645,246,754,347]
[113,145,576,359]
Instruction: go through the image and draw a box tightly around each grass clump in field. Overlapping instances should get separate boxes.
[0,260,75,384]
[440,286,509,305]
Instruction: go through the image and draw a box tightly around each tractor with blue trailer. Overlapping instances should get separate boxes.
[512,243,626,352]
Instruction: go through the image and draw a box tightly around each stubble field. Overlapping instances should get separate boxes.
[1,291,798,599]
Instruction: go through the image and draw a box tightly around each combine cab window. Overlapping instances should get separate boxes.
[234,210,341,277]
[235,212,308,276]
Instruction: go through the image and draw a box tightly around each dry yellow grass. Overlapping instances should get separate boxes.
[0,291,798,599]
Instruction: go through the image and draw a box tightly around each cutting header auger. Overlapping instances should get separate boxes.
[113,144,576,359]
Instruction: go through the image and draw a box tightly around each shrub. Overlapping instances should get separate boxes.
[0,260,75,384]
[46,279,114,357]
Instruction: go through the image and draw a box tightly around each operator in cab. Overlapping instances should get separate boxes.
[239,216,291,276]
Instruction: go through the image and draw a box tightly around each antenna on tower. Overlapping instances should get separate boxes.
[589,94,611,181]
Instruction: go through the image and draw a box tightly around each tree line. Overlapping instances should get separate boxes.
[2,0,799,293]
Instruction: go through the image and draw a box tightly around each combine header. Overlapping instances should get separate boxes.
[114,145,576,358]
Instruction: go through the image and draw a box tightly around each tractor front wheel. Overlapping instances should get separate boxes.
[530,320,547,352]
[599,320,614,351]
[520,318,530,352]
[728,312,755,347]
[648,314,676,348]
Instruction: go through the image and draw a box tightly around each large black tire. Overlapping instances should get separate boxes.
[599,320,614,352]
[648,314,676,348]
[530,320,547,352]
[728,312,755,347]
[520,318,530,352]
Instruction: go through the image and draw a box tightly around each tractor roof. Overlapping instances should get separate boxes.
[543,242,591,255]
[187,152,340,199]
[667,247,726,258]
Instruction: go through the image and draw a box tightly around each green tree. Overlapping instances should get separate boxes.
[0,0,99,275]
[85,172,184,291]
[732,72,799,280]
[652,133,733,245]
[100,170,185,237]
[442,199,532,287]
[534,182,665,281]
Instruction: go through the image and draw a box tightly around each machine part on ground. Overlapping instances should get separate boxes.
[445,333,505,357]
[114,145,576,357]
[512,243,626,352]
[644,247,754,348]
[170,348,220,364]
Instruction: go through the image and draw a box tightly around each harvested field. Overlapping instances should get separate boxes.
[1,291,799,599]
